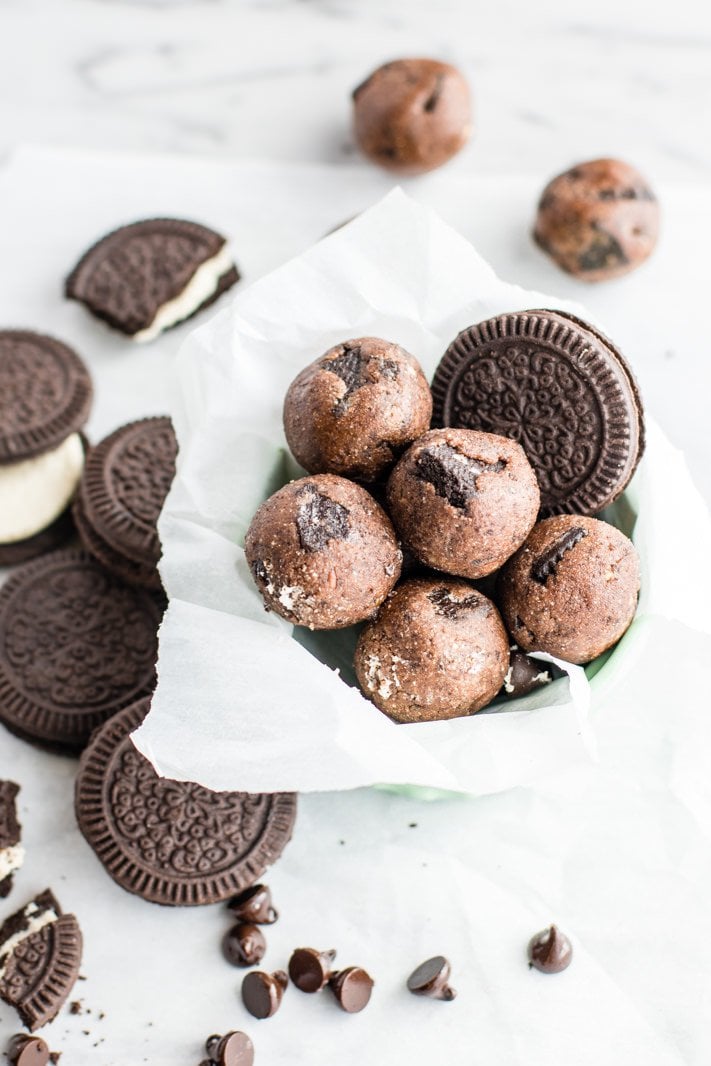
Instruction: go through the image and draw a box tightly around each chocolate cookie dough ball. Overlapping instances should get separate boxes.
[533,158,659,282]
[245,474,401,629]
[355,578,509,723]
[386,428,540,580]
[498,515,640,664]
[284,338,432,483]
[352,58,472,175]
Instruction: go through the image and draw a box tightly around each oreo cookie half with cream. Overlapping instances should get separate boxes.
[0,889,82,1030]
[0,781,23,898]
[0,331,92,565]
[65,218,240,342]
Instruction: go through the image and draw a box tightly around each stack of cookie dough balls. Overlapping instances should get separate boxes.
[246,335,542,725]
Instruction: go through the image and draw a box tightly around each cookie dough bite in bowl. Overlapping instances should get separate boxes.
[498,515,640,665]
[533,158,659,282]
[354,578,509,723]
[245,474,402,630]
[283,337,432,483]
[352,58,472,175]
[386,428,540,580]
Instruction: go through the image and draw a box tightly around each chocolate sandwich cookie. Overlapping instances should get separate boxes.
[75,698,297,906]
[0,889,82,1031]
[65,218,239,342]
[431,310,645,516]
[0,781,23,897]
[0,331,92,565]
[0,549,162,750]
[73,417,177,589]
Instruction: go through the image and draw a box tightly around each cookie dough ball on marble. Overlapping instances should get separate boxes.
[352,58,472,175]
[355,577,509,723]
[283,337,432,483]
[533,158,659,282]
[245,474,402,629]
[386,428,540,580]
[498,515,640,664]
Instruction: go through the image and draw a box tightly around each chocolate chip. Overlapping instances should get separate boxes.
[222,923,267,967]
[324,344,367,411]
[428,586,488,619]
[215,1031,254,1066]
[530,527,588,585]
[502,646,553,698]
[414,444,506,510]
[528,925,573,973]
[227,884,278,924]
[295,486,350,552]
[423,73,444,112]
[288,947,337,993]
[205,1034,222,1059]
[241,970,288,1019]
[7,1034,50,1066]
[328,967,374,1013]
[407,955,457,1000]
[577,226,629,272]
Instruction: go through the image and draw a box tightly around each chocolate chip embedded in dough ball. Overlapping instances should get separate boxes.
[354,577,509,723]
[352,58,472,175]
[386,428,540,580]
[245,474,402,630]
[498,515,640,664]
[533,158,659,282]
[283,337,432,483]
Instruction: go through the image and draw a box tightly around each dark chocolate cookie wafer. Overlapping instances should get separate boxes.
[65,218,239,340]
[75,698,297,907]
[72,492,161,591]
[431,309,644,516]
[0,332,93,463]
[0,506,76,569]
[0,889,82,1031]
[0,780,23,897]
[78,417,176,578]
[0,549,162,750]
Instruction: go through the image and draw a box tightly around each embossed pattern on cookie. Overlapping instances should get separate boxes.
[0,549,162,749]
[75,698,297,907]
[431,310,644,517]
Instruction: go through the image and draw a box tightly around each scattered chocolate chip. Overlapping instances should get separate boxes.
[7,1034,50,1066]
[222,923,267,968]
[295,486,351,552]
[69,1000,82,1014]
[205,1033,222,1059]
[415,444,505,510]
[502,646,553,699]
[528,925,573,974]
[288,947,337,993]
[215,1031,254,1066]
[407,956,457,1000]
[241,970,288,1019]
[328,967,374,1013]
[530,527,588,585]
[48,1055,61,1066]
[227,884,278,925]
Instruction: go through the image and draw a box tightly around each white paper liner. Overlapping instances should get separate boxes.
[134,189,711,795]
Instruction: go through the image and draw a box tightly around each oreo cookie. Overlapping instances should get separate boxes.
[431,310,644,516]
[73,417,177,590]
[0,889,82,1031]
[75,698,297,906]
[0,331,92,564]
[0,549,163,750]
[65,218,239,342]
[0,781,23,897]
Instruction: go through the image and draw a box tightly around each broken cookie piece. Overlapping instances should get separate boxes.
[65,218,239,342]
[0,890,82,1031]
[0,781,23,898]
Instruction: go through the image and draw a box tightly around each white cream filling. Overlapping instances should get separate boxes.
[0,433,84,544]
[0,843,24,882]
[0,902,57,980]
[132,244,235,343]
